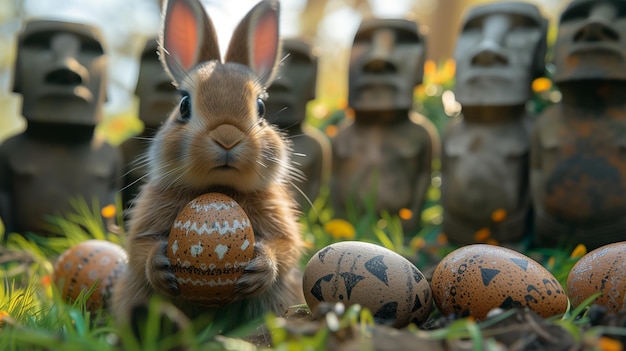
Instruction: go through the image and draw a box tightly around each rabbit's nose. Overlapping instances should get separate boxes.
[211,124,244,150]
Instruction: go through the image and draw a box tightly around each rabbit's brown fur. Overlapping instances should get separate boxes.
[111,0,304,330]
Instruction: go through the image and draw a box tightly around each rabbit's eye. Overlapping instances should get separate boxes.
[177,94,191,123]
[256,98,265,118]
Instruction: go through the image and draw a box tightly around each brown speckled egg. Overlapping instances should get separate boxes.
[567,241,626,313]
[167,193,255,306]
[302,241,432,328]
[432,244,568,320]
[53,240,128,312]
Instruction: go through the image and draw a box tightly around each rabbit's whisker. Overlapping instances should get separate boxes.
[131,136,157,141]
[288,180,317,215]
[265,107,288,125]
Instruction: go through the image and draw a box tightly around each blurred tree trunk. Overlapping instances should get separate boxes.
[421,0,466,62]
[300,0,329,40]
[300,0,372,41]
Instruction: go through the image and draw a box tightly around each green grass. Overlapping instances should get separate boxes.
[0,189,620,351]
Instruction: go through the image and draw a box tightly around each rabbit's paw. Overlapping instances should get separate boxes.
[146,241,180,297]
[234,242,278,298]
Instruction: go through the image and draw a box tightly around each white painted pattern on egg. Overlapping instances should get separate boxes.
[88,270,98,280]
[215,244,228,260]
[172,218,251,236]
[167,192,255,305]
[53,240,128,313]
[241,239,250,251]
[100,256,111,266]
[189,200,237,213]
[190,243,203,257]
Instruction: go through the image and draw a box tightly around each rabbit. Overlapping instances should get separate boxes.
[111,0,305,331]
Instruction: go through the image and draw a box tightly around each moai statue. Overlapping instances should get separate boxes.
[266,38,331,212]
[441,2,548,245]
[331,18,439,235]
[121,37,178,212]
[531,0,626,249]
[0,20,122,236]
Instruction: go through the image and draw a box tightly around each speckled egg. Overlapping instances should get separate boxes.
[567,241,626,313]
[53,240,128,312]
[432,244,568,320]
[302,241,433,328]
[167,192,255,306]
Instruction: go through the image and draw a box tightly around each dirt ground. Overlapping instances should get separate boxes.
[240,303,626,351]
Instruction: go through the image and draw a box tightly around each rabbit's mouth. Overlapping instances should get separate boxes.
[214,164,236,171]
[212,149,239,170]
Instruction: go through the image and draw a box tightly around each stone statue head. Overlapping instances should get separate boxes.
[348,18,426,113]
[266,38,318,129]
[13,19,108,126]
[135,37,178,130]
[454,2,547,106]
[552,0,626,83]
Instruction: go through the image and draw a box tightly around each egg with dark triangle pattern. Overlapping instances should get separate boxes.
[167,192,255,306]
[567,241,626,313]
[431,244,568,320]
[302,241,432,328]
[53,240,128,312]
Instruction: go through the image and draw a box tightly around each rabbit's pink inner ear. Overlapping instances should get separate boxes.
[164,0,200,72]
[250,10,279,85]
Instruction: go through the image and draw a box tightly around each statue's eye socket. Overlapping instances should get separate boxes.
[257,98,265,118]
[177,94,191,123]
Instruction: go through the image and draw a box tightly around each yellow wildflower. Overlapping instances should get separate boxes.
[0,310,9,326]
[570,244,587,258]
[491,208,507,223]
[398,208,413,220]
[548,256,556,269]
[415,84,426,99]
[101,204,116,219]
[325,125,338,138]
[424,59,437,78]
[474,228,491,242]
[336,98,348,110]
[108,117,129,133]
[410,237,426,251]
[443,59,456,78]
[597,336,623,351]
[435,59,456,84]
[486,239,499,246]
[437,233,448,245]
[40,274,51,287]
[532,77,552,93]
[324,219,356,240]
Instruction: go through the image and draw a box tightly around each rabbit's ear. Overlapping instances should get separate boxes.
[160,0,221,86]
[225,0,280,87]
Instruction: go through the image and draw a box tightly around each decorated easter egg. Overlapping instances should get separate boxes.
[431,244,568,320]
[302,241,432,328]
[53,240,128,312]
[167,192,255,305]
[567,241,626,313]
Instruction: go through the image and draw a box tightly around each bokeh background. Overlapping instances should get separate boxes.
[0,0,566,144]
